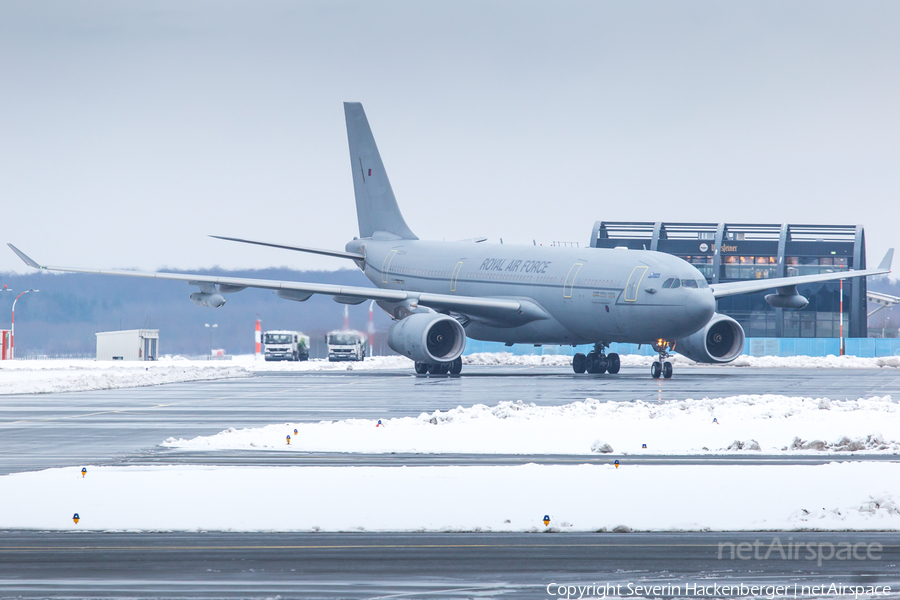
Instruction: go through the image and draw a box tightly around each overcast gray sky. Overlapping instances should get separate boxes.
[1,1,897,275]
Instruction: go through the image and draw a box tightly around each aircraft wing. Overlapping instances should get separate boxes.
[6,244,546,325]
[710,249,893,298]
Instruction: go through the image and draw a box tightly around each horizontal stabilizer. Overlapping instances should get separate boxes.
[210,235,364,261]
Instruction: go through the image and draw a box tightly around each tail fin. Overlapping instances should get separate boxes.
[344,102,418,240]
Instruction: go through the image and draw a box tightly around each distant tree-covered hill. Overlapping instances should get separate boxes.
[1,269,897,357]
[0,268,394,357]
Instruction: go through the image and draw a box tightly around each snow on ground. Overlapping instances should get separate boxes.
[231,354,415,371]
[163,395,900,455]
[0,359,251,395]
[2,462,898,532]
[2,351,896,394]
[728,354,900,369]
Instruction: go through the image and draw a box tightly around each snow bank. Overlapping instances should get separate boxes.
[792,495,900,526]
[3,462,898,531]
[163,395,900,455]
[730,354,900,369]
[0,360,251,395]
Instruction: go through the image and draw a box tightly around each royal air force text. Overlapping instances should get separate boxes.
[480,258,551,274]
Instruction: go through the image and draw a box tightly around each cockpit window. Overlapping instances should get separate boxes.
[670,278,681,288]
[662,278,675,288]
[698,279,709,288]
[681,279,699,288]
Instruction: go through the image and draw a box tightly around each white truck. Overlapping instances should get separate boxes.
[263,330,309,362]
[326,330,367,362]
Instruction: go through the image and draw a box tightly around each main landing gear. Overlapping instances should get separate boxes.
[572,343,620,375]
[414,357,463,376]
[651,339,675,379]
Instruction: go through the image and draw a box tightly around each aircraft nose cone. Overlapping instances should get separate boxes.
[691,290,716,327]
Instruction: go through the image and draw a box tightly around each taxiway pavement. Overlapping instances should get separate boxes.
[2,366,899,475]
[1,531,898,599]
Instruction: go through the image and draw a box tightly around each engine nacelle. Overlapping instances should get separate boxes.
[675,313,744,363]
[387,312,466,363]
[190,292,226,308]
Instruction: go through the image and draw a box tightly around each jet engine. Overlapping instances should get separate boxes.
[675,313,744,363]
[190,292,226,308]
[387,312,466,364]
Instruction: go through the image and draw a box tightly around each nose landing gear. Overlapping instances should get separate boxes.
[572,343,620,375]
[651,339,675,379]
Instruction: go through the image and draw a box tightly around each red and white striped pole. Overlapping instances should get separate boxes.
[255,319,262,359]
[839,278,844,356]
[368,300,375,356]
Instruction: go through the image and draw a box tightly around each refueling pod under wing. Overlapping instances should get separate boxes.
[675,313,745,363]
[190,292,226,308]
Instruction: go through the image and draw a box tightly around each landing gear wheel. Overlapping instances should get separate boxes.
[596,355,609,374]
[607,353,620,374]
[585,352,598,374]
[427,363,443,375]
[572,353,586,374]
[651,339,676,380]
[414,361,428,375]
[439,363,451,375]
[449,357,463,375]
[662,361,673,379]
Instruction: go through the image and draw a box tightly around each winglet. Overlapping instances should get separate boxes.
[7,244,43,269]
[878,248,894,271]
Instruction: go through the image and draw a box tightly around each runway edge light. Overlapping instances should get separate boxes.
[73,513,80,524]
[642,443,647,448]
[286,435,291,445]
[543,515,550,526]
[614,460,620,469]
[81,467,86,478]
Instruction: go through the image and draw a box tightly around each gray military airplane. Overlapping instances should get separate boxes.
[8,103,894,378]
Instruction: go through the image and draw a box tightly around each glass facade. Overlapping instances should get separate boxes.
[590,222,866,338]
[716,284,850,338]
[720,255,778,280]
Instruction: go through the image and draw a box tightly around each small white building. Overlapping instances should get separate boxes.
[96,329,159,361]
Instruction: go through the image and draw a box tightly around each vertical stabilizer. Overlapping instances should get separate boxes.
[344,102,418,240]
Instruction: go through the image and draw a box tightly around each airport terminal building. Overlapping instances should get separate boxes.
[590,222,867,338]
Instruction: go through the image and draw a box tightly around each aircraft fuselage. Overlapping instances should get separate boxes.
[349,239,716,346]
